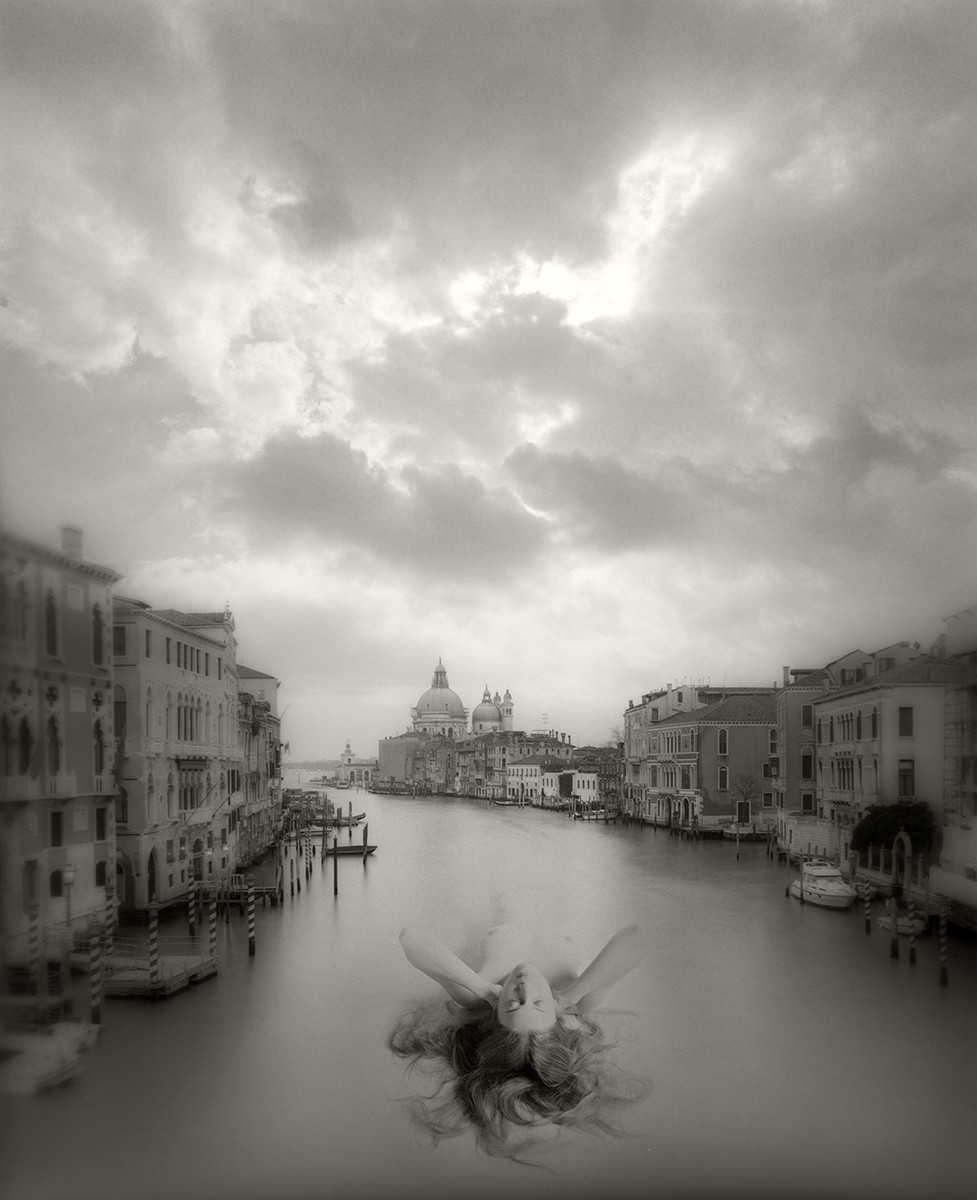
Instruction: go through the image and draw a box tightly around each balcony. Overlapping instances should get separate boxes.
[47,772,77,798]
[0,775,42,802]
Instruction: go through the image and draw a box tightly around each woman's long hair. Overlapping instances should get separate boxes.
[388,998,647,1162]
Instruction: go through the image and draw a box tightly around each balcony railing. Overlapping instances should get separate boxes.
[47,772,77,797]
[0,775,41,802]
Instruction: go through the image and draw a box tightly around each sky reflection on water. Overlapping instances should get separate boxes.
[2,789,975,1200]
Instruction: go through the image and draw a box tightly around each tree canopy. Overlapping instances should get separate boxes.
[849,801,937,856]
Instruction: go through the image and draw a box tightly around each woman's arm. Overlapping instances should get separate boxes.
[558,924,645,1015]
[399,926,500,1009]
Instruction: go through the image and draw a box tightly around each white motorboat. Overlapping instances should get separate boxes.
[789,859,857,909]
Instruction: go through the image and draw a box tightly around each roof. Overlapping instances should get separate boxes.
[816,654,966,700]
[153,609,233,629]
[238,665,278,681]
[660,693,778,725]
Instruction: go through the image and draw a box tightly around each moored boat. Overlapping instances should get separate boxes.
[789,859,857,909]
[877,913,929,937]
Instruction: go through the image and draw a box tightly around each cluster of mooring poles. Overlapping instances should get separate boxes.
[785,827,951,988]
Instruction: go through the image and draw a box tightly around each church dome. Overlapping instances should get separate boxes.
[415,659,466,717]
[472,685,501,725]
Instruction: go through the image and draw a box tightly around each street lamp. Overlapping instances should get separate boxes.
[63,862,76,932]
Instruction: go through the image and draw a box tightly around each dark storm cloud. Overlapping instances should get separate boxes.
[507,407,975,563]
[213,431,547,582]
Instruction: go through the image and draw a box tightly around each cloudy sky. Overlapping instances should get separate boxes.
[1,0,975,758]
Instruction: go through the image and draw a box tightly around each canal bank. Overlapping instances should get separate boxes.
[2,790,975,1200]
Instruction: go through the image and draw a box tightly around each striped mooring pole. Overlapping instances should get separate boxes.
[861,882,872,934]
[27,903,41,999]
[208,890,218,964]
[939,904,949,987]
[89,930,103,1025]
[907,891,917,966]
[247,874,256,956]
[290,855,295,897]
[148,902,160,988]
[888,896,899,959]
[104,881,115,958]
[187,869,196,938]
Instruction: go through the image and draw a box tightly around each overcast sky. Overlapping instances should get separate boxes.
[2,0,975,758]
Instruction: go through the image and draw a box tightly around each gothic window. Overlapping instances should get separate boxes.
[718,729,728,756]
[46,716,60,776]
[1,715,13,776]
[718,765,728,791]
[92,603,104,665]
[93,719,105,777]
[45,589,59,656]
[18,717,33,775]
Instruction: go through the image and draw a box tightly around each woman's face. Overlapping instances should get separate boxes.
[495,963,558,1032]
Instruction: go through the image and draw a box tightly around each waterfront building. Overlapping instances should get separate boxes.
[573,744,625,812]
[810,653,962,874]
[635,693,778,831]
[932,604,977,925]
[772,643,925,857]
[112,604,283,916]
[624,681,776,820]
[456,730,574,799]
[111,601,242,914]
[337,739,377,786]
[236,666,284,865]
[0,526,121,950]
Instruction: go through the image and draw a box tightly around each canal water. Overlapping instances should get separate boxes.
[2,788,974,1200]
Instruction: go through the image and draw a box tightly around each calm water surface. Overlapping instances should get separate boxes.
[2,788,975,1200]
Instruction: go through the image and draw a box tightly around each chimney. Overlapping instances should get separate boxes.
[60,525,83,556]
[782,666,791,687]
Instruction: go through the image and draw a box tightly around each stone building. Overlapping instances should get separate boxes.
[1,525,121,951]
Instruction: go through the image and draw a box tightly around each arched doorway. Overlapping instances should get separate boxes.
[147,848,158,904]
[116,855,135,912]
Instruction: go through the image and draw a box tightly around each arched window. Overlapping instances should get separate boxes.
[856,711,862,739]
[45,589,58,656]
[146,688,154,738]
[46,716,61,776]
[166,693,173,739]
[95,861,107,887]
[13,581,29,641]
[718,765,729,791]
[871,707,879,738]
[92,603,104,665]
[718,729,728,756]
[18,717,33,775]
[50,869,64,898]
[1,715,13,776]
[93,719,105,777]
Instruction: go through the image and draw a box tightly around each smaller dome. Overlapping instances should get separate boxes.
[472,685,501,725]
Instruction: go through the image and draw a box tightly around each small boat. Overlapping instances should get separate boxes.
[878,913,929,937]
[323,843,376,856]
[0,1029,88,1095]
[789,859,857,909]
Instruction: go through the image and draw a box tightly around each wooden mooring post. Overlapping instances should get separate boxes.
[89,930,103,1025]
[247,875,256,957]
[333,836,338,895]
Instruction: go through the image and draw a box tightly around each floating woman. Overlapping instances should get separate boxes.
[389,921,648,1161]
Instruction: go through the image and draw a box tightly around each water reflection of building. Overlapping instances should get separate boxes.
[0,525,121,949]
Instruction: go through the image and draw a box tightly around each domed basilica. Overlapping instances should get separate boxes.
[410,659,512,737]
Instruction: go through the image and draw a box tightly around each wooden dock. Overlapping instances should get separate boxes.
[103,936,218,999]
